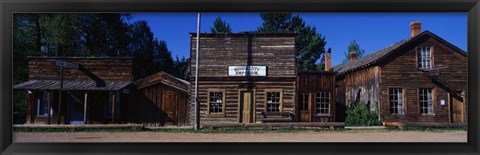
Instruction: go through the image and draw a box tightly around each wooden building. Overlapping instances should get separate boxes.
[334,21,468,124]
[296,51,337,122]
[13,57,134,125]
[130,71,190,127]
[189,32,297,125]
[13,58,191,126]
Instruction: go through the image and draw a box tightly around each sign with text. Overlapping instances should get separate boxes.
[55,60,79,69]
[228,66,267,76]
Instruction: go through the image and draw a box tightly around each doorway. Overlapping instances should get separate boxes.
[299,93,311,122]
[239,91,254,123]
[162,93,178,125]
[451,94,464,123]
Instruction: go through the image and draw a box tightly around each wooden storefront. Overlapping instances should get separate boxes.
[190,32,297,125]
[13,57,134,125]
[130,71,190,127]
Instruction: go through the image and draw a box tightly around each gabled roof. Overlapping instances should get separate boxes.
[333,30,467,76]
[133,71,189,93]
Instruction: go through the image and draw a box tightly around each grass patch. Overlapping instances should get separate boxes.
[14,127,143,132]
[384,126,467,132]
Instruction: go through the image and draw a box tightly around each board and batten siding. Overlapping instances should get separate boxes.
[380,37,467,123]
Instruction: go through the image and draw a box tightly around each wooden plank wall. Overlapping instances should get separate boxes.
[28,58,133,81]
[343,66,381,110]
[190,34,296,78]
[188,79,296,124]
[296,72,336,122]
[380,37,468,123]
[127,83,189,127]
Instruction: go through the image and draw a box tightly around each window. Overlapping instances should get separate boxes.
[389,88,404,114]
[316,92,330,115]
[105,91,121,118]
[266,91,281,112]
[209,91,224,114]
[419,88,434,114]
[418,47,432,69]
[299,93,309,111]
[37,91,53,117]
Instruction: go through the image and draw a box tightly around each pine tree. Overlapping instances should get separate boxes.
[257,13,328,70]
[210,17,232,33]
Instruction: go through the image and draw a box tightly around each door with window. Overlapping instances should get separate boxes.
[298,93,311,122]
[240,91,253,123]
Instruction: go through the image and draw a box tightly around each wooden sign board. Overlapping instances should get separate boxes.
[55,60,79,69]
[228,66,267,76]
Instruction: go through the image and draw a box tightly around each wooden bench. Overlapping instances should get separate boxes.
[261,112,295,123]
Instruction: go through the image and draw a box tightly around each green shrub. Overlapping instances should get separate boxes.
[345,101,381,126]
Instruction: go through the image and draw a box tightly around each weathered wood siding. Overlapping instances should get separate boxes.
[189,33,296,125]
[127,83,189,126]
[296,72,336,122]
[343,66,381,110]
[190,34,296,78]
[380,37,468,123]
[28,58,133,81]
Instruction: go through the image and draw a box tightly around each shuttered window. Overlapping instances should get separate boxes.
[209,91,224,113]
[389,88,404,114]
[419,88,434,114]
[418,47,432,69]
[266,92,281,112]
[316,92,330,115]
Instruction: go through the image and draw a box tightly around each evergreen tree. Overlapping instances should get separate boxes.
[257,13,328,70]
[210,17,232,33]
[343,40,366,63]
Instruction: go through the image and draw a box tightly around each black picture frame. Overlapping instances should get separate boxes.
[1,0,479,154]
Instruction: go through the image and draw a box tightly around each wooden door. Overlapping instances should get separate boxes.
[299,93,311,122]
[241,91,253,123]
[163,93,177,125]
[451,96,464,123]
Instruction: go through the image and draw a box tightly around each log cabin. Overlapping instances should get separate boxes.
[334,21,468,124]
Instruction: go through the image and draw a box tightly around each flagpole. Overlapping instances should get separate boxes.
[195,12,201,130]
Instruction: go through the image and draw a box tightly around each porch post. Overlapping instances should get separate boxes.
[57,91,62,124]
[27,91,35,124]
[84,92,88,124]
[112,93,115,123]
[47,91,51,124]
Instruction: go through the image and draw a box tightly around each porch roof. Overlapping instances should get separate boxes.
[13,80,131,91]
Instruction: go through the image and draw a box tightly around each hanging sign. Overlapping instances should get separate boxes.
[228,66,267,76]
[55,60,79,69]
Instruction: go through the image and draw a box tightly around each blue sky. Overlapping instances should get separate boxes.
[129,13,467,66]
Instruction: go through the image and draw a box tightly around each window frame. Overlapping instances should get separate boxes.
[207,89,226,117]
[315,92,331,116]
[418,88,435,115]
[264,89,283,112]
[417,46,434,70]
[389,87,406,115]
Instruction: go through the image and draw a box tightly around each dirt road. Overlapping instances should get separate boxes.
[14,130,467,142]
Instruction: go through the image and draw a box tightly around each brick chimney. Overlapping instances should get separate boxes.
[349,51,357,62]
[410,21,422,37]
[325,48,331,71]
